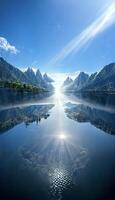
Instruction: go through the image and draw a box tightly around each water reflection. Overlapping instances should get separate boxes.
[49,167,71,200]
[19,133,89,200]
[72,92,115,107]
[65,102,115,135]
[0,89,115,200]
[0,88,53,106]
[0,104,54,134]
[57,133,67,140]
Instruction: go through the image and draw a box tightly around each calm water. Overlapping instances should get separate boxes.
[0,89,115,200]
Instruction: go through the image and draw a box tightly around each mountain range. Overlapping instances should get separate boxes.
[0,57,54,91]
[1,57,115,93]
[63,63,115,92]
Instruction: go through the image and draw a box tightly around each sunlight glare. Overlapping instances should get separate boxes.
[58,133,67,140]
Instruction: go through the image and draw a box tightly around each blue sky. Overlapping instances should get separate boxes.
[0,0,115,74]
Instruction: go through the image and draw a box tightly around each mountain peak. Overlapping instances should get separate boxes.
[36,69,42,78]
[44,73,47,76]
[0,57,4,61]
[79,71,89,76]
[43,73,54,82]
[74,72,89,82]
[65,72,89,91]
[0,57,7,64]
[66,76,72,81]
[62,76,73,87]
[26,67,35,74]
[65,76,73,82]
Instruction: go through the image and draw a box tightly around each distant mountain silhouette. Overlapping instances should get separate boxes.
[0,57,54,91]
[62,76,73,87]
[65,72,89,91]
[43,73,54,83]
[83,63,115,92]
[63,63,115,92]
[0,57,30,83]
[25,67,38,85]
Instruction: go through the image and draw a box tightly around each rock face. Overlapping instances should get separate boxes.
[73,72,89,90]
[87,72,97,84]
[36,70,54,90]
[43,73,54,83]
[36,69,43,84]
[65,72,89,91]
[0,57,54,91]
[0,57,30,83]
[25,67,38,85]
[63,63,115,92]
[83,63,115,92]
[62,77,73,87]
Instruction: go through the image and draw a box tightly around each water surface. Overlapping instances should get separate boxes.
[0,89,115,200]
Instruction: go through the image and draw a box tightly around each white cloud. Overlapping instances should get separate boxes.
[0,37,19,54]
[48,3,115,66]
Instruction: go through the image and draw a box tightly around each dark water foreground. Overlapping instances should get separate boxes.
[0,90,115,200]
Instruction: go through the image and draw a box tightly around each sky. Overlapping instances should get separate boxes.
[0,0,115,76]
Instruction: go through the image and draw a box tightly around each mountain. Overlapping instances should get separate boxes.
[64,63,115,92]
[36,70,54,90]
[62,77,73,87]
[0,57,54,91]
[87,72,97,84]
[25,68,45,87]
[65,72,89,91]
[0,57,30,84]
[35,69,46,88]
[36,69,43,83]
[43,73,54,83]
[25,67,38,85]
[82,63,115,92]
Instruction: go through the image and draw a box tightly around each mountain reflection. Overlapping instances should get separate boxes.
[72,92,115,107]
[65,102,115,135]
[0,104,54,134]
[0,88,53,106]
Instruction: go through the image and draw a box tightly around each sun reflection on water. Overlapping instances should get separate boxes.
[18,79,89,200]
[58,134,67,140]
[49,167,71,200]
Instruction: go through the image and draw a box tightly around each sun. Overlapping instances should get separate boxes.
[58,133,67,140]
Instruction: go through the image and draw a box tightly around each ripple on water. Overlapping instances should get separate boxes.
[49,167,72,200]
[19,144,89,200]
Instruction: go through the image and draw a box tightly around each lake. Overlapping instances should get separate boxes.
[0,89,115,200]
